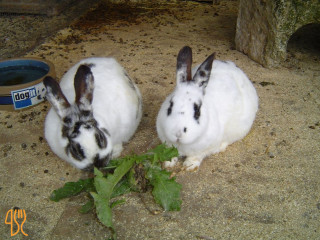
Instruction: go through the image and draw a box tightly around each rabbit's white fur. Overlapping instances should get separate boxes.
[44,57,142,170]
[157,46,258,171]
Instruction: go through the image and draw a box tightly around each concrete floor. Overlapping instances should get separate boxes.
[1,1,319,239]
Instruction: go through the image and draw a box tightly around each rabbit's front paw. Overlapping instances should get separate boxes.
[163,157,179,169]
[219,141,229,152]
[182,157,202,172]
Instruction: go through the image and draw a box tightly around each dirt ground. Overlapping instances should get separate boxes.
[0,1,319,239]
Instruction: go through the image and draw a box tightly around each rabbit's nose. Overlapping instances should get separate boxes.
[175,131,182,142]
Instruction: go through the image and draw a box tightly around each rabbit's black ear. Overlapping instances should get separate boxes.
[193,53,215,91]
[176,46,193,84]
[43,76,71,119]
[74,64,94,117]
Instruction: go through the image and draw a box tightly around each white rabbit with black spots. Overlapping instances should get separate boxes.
[157,46,258,171]
[44,57,142,171]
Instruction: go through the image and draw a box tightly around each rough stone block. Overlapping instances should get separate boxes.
[0,0,75,16]
[235,0,320,67]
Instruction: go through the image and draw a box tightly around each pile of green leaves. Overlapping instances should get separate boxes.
[50,144,181,238]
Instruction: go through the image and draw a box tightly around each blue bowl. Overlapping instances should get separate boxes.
[0,58,55,111]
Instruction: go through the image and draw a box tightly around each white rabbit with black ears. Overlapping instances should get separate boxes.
[156,46,258,171]
[44,57,142,171]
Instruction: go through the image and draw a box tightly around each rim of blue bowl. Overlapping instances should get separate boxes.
[0,57,55,111]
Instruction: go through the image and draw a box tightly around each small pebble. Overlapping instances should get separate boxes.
[255,165,261,169]
[268,152,275,158]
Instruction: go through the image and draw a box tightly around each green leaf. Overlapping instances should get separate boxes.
[90,157,136,231]
[110,199,126,209]
[50,144,182,238]
[79,199,95,214]
[133,153,149,164]
[50,178,94,202]
[146,167,182,211]
[150,143,179,162]
[94,157,136,201]
[128,168,138,189]
[94,169,113,199]
[104,158,126,169]
[94,167,104,177]
[91,192,113,229]
[110,177,133,199]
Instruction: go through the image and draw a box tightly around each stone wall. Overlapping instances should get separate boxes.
[235,0,320,67]
[0,0,75,16]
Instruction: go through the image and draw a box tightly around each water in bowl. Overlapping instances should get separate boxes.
[0,65,48,86]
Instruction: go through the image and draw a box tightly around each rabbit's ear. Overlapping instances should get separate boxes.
[43,76,71,119]
[193,53,215,91]
[176,46,193,84]
[74,64,94,117]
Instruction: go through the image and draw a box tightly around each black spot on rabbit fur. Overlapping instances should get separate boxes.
[70,122,82,138]
[62,125,73,138]
[193,102,202,122]
[95,130,108,149]
[167,100,174,116]
[83,164,94,172]
[66,141,85,161]
[199,79,209,88]
[177,46,192,82]
[82,152,112,171]
[81,110,91,117]
[93,152,112,168]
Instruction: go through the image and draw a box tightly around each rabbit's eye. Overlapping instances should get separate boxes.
[63,117,72,125]
[84,124,92,129]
